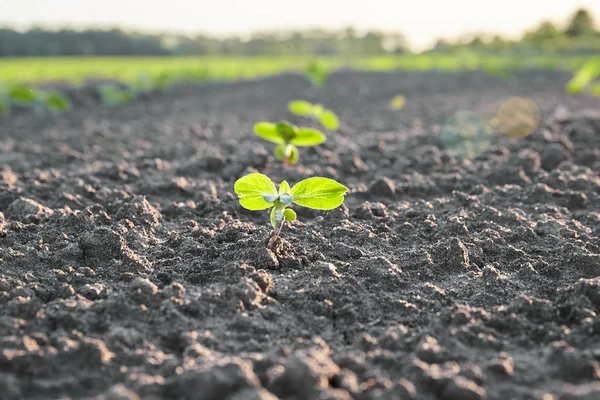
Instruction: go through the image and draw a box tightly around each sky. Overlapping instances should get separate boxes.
[1,0,599,50]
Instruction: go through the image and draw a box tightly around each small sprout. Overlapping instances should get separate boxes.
[8,85,43,106]
[98,84,135,106]
[234,173,348,250]
[305,61,329,87]
[288,100,340,131]
[132,73,154,93]
[390,95,406,110]
[43,91,71,113]
[567,60,600,95]
[254,121,325,166]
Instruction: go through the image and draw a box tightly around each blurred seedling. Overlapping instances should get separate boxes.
[0,87,9,114]
[234,173,348,251]
[42,91,71,113]
[288,100,340,131]
[98,84,135,106]
[567,59,600,95]
[390,95,406,110]
[254,121,326,166]
[305,61,329,88]
[7,84,45,110]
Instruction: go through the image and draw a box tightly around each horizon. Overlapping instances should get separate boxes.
[1,0,599,51]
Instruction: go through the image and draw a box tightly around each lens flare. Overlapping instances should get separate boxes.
[439,110,493,160]
[495,97,540,139]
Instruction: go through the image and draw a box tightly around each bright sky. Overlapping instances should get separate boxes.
[1,0,599,50]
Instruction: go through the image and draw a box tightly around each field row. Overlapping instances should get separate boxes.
[0,54,597,85]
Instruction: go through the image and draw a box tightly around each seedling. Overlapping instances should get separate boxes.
[390,95,406,110]
[43,91,71,113]
[0,89,9,114]
[288,100,340,131]
[98,84,135,106]
[305,61,329,87]
[234,173,348,250]
[567,59,600,95]
[254,121,326,166]
[7,84,44,108]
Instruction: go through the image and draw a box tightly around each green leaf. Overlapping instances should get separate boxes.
[8,85,40,104]
[283,209,297,222]
[312,104,325,116]
[319,110,340,131]
[567,60,600,95]
[274,144,285,160]
[279,180,290,194]
[98,84,135,106]
[234,173,278,210]
[254,122,285,144]
[591,83,600,96]
[290,177,348,210]
[390,95,406,110]
[288,100,314,116]
[44,91,71,112]
[288,146,299,164]
[276,122,297,141]
[290,128,326,146]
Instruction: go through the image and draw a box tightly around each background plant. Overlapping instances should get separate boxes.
[234,173,348,250]
[566,58,600,95]
[288,100,340,131]
[254,121,326,166]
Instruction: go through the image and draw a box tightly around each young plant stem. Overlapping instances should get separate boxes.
[268,219,285,252]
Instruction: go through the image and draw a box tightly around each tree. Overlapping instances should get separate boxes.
[565,8,597,37]
[525,21,561,42]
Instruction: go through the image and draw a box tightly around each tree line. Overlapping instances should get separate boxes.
[0,9,597,57]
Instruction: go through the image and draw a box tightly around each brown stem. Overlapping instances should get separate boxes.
[267,220,285,252]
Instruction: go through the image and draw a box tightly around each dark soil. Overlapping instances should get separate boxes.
[1,70,600,400]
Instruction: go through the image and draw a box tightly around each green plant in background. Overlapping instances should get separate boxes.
[288,100,340,131]
[234,173,348,250]
[132,73,154,93]
[567,59,600,95]
[305,61,329,87]
[0,87,9,114]
[254,121,326,166]
[98,84,135,106]
[43,91,71,112]
[7,84,44,106]
[390,95,406,110]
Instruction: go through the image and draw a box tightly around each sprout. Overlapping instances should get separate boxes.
[567,59,600,95]
[254,121,326,166]
[43,91,71,113]
[7,85,44,107]
[390,95,406,110]
[234,173,348,250]
[98,84,135,106]
[305,61,329,87]
[288,100,340,131]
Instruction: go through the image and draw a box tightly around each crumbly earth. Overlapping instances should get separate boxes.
[1,70,600,400]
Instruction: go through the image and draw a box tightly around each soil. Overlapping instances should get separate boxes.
[1,69,600,400]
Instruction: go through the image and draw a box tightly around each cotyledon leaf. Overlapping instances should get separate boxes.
[290,128,326,146]
[290,177,348,210]
[234,173,278,210]
[254,122,285,144]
